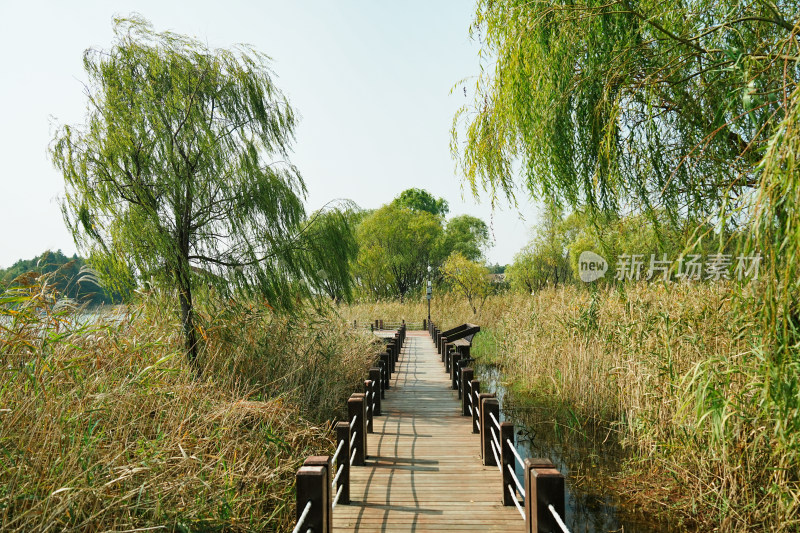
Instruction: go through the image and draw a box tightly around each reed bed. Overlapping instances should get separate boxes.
[344,285,798,531]
[0,276,378,532]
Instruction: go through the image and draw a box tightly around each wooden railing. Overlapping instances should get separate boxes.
[351,319,425,331]
[292,324,406,533]
[428,320,571,533]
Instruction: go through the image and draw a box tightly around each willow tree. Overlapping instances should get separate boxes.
[454,3,800,526]
[440,252,490,315]
[51,17,356,364]
[355,205,444,300]
[454,0,799,220]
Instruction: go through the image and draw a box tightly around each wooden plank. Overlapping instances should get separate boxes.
[333,331,524,532]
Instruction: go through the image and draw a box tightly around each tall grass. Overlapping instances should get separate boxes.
[350,285,797,530]
[0,273,378,531]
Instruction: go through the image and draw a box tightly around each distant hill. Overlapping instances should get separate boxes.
[0,250,125,305]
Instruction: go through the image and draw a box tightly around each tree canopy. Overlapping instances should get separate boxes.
[506,207,573,292]
[391,188,449,216]
[353,190,493,300]
[51,17,356,362]
[444,214,490,262]
[454,0,799,221]
[355,204,443,300]
[440,252,490,314]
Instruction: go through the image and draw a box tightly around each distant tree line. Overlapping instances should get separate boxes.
[0,250,126,305]
[506,206,745,293]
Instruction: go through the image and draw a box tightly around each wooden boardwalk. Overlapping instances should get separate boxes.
[332,331,525,532]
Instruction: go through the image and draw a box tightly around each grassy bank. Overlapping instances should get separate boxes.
[343,286,798,531]
[0,278,378,531]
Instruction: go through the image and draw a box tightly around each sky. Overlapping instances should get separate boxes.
[0,0,540,270]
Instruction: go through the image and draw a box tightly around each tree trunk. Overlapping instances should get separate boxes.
[179,277,200,370]
[175,221,200,372]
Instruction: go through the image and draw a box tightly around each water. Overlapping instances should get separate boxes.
[0,304,129,344]
[476,365,681,533]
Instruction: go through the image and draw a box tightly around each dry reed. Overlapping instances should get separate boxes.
[1,277,378,532]
[343,285,797,531]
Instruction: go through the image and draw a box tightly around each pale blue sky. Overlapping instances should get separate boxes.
[0,0,539,269]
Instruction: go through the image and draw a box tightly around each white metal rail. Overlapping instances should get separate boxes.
[509,484,525,519]
[550,504,570,532]
[291,500,312,533]
[490,411,501,431]
[332,439,344,466]
[332,483,344,510]
[490,426,502,471]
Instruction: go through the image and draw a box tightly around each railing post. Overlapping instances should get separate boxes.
[500,422,515,506]
[373,379,380,418]
[481,396,499,466]
[455,358,464,398]
[363,380,374,433]
[379,353,391,390]
[423,318,427,331]
[461,368,474,416]
[524,458,566,533]
[386,340,396,373]
[380,319,384,330]
[460,344,471,359]
[470,380,481,433]
[374,319,379,330]
[348,394,367,465]
[303,456,333,532]
[296,465,328,533]
[440,335,447,360]
[450,351,463,390]
[369,368,382,415]
[335,421,350,505]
